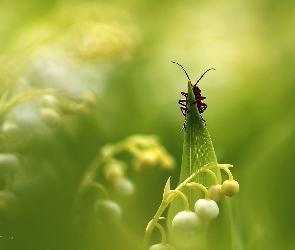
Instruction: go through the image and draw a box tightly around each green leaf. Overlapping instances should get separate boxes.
[167,80,222,249]
[181,81,221,187]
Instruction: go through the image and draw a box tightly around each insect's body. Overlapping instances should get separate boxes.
[172,61,215,129]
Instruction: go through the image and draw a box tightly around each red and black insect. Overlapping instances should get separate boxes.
[172,61,215,129]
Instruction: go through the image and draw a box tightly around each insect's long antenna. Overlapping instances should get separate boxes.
[196,68,215,84]
[171,61,191,81]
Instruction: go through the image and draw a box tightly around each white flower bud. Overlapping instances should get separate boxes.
[42,95,57,108]
[0,154,20,175]
[172,211,201,234]
[221,180,239,197]
[2,120,20,141]
[39,107,60,127]
[208,184,226,202]
[194,199,219,220]
[149,243,175,250]
[94,200,122,223]
[114,178,135,197]
[104,161,125,183]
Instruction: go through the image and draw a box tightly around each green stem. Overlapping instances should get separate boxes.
[186,182,209,200]
[203,169,219,185]
[142,163,216,249]
[142,202,169,249]
[218,164,234,180]
[166,190,190,211]
[155,223,167,246]
[88,181,110,200]
[0,89,56,119]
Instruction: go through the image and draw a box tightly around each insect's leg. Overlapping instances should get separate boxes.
[198,95,206,101]
[192,94,206,105]
[182,120,186,130]
[179,91,189,130]
[178,98,188,106]
[180,106,188,117]
[200,115,206,124]
[198,102,207,113]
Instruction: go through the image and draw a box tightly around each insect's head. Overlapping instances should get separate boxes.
[172,61,215,86]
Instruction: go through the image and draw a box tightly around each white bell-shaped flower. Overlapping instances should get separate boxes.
[114,178,135,197]
[172,211,201,234]
[94,199,122,224]
[39,107,60,127]
[0,153,20,175]
[194,199,219,220]
[2,120,20,141]
[221,180,239,197]
[208,184,226,202]
[149,243,175,250]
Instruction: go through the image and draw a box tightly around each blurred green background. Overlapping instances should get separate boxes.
[1,0,295,249]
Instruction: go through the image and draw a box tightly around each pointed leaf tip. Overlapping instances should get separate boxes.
[163,177,171,200]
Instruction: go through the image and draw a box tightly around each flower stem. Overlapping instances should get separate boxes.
[166,190,190,211]
[0,89,56,119]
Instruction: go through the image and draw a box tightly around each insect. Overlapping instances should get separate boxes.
[172,61,215,129]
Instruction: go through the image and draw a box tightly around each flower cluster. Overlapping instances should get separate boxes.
[74,135,175,225]
[144,163,239,249]
[0,87,96,219]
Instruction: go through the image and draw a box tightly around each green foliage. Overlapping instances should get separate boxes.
[0,0,295,249]
[166,81,229,250]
